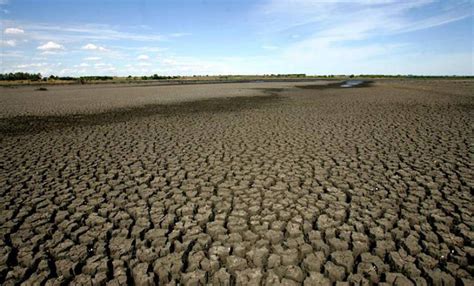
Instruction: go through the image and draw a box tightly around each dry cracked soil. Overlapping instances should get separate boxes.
[0,79,473,285]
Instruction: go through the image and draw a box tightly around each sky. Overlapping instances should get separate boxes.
[1,0,473,76]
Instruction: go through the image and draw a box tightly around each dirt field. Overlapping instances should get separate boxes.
[1,80,473,285]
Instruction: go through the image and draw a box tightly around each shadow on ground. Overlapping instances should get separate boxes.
[0,91,282,136]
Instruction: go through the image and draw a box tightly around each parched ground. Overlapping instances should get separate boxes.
[0,80,473,285]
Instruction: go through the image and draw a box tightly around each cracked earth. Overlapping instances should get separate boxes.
[0,80,473,285]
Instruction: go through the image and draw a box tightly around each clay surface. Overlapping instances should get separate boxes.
[1,79,473,285]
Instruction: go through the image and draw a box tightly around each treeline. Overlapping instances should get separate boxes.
[48,75,114,81]
[48,75,76,81]
[79,76,114,81]
[262,74,306,77]
[139,74,180,80]
[0,73,117,82]
[0,72,42,81]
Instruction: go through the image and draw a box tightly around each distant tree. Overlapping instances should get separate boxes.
[0,72,42,81]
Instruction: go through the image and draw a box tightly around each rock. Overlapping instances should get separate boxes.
[304,272,331,286]
[369,226,385,240]
[316,215,334,230]
[331,250,354,273]
[109,237,133,259]
[235,268,263,285]
[328,238,349,251]
[267,254,281,268]
[403,234,421,256]
[246,247,269,268]
[347,273,370,285]
[182,270,206,286]
[55,259,77,279]
[209,245,231,260]
[265,269,281,285]
[375,240,395,258]
[284,265,304,283]
[426,269,456,286]
[281,249,299,266]
[385,273,414,286]
[352,241,370,257]
[325,261,346,282]
[226,255,247,273]
[68,245,89,263]
[417,253,438,270]
[286,222,301,238]
[212,268,231,286]
[265,230,284,244]
[357,253,389,284]
[302,252,326,272]
[388,251,405,272]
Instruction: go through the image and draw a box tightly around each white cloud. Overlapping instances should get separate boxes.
[250,0,473,75]
[258,0,469,39]
[37,41,64,51]
[83,56,102,61]
[13,23,165,43]
[82,43,107,51]
[137,54,149,60]
[16,63,48,68]
[4,27,24,34]
[1,39,16,47]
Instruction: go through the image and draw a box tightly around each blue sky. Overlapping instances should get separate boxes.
[1,0,473,76]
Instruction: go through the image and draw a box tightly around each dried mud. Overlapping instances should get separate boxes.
[1,80,473,285]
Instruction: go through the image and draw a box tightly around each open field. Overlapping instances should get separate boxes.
[1,79,473,285]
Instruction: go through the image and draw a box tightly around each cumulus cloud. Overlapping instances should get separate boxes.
[137,54,149,60]
[82,43,107,51]
[37,41,64,51]
[4,27,24,35]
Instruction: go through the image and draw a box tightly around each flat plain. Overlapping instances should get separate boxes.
[1,79,473,285]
